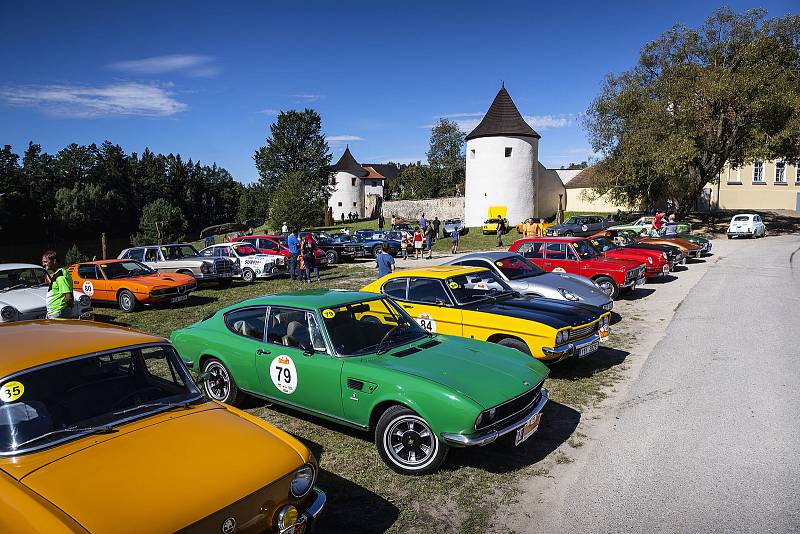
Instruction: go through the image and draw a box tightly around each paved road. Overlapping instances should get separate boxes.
[550,234,800,533]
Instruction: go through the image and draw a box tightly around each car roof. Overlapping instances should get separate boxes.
[74,259,127,265]
[517,236,584,243]
[233,289,386,310]
[382,265,488,279]
[732,213,756,218]
[445,251,518,262]
[0,321,164,379]
[0,263,45,271]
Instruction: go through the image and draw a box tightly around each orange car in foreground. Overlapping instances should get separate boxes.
[68,259,196,312]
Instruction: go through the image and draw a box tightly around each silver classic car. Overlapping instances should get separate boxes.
[443,252,613,311]
[0,263,93,322]
[118,243,237,286]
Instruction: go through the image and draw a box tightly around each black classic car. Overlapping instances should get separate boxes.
[331,234,402,257]
[303,233,366,264]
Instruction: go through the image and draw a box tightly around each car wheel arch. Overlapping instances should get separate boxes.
[486,332,527,346]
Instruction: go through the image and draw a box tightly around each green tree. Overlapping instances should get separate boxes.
[585,8,800,215]
[238,183,268,221]
[131,199,187,245]
[253,109,332,196]
[267,171,327,231]
[426,118,466,196]
[393,163,441,200]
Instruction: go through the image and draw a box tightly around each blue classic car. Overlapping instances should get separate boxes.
[331,234,401,257]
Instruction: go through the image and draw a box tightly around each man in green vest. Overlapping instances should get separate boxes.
[42,250,73,319]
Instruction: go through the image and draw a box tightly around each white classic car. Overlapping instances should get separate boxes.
[0,263,93,322]
[199,242,285,282]
[727,213,767,238]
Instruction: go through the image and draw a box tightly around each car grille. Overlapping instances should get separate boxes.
[626,266,644,281]
[475,381,544,431]
[212,258,233,274]
[568,322,598,342]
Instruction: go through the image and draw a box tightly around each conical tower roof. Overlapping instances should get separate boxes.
[465,86,541,141]
[331,146,368,177]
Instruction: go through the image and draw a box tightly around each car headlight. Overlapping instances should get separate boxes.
[275,505,299,532]
[555,330,569,344]
[1,305,18,322]
[200,262,210,274]
[557,288,580,301]
[647,257,653,265]
[78,294,91,306]
[290,464,315,498]
[662,252,667,260]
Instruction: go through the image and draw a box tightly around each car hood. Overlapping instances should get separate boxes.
[15,406,306,532]
[0,287,48,311]
[368,336,548,409]
[123,273,194,287]
[473,296,601,329]
[603,248,660,262]
[583,256,643,270]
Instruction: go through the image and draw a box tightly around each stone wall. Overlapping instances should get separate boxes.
[382,197,465,222]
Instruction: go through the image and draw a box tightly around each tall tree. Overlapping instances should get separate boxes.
[585,8,800,215]
[253,109,332,196]
[131,199,187,245]
[267,171,327,231]
[427,118,466,196]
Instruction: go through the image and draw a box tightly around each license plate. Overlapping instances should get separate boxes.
[79,312,94,320]
[599,326,610,341]
[515,413,542,446]
[578,340,599,357]
[171,295,188,303]
[637,276,646,286]
[662,264,669,273]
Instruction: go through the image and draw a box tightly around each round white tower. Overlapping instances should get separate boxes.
[464,86,541,228]
[328,146,367,221]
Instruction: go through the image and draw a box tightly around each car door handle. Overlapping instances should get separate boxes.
[401,304,414,309]
[256,349,271,356]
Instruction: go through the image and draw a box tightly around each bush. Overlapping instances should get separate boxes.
[268,171,326,231]
[64,244,86,266]
[131,199,188,245]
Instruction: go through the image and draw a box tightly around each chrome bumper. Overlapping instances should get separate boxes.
[441,388,548,447]
[281,487,326,534]
[621,275,646,288]
[542,332,601,362]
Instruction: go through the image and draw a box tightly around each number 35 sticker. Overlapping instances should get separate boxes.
[0,381,24,403]
[270,355,297,394]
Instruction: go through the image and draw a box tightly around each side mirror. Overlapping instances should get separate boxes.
[435,298,449,307]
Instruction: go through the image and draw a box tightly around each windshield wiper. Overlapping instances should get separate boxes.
[13,425,116,450]
[110,397,200,418]
[1,284,28,292]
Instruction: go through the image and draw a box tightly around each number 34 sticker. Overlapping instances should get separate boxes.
[0,381,24,403]
[270,355,298,394]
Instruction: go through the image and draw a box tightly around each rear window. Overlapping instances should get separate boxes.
[733,216,750,222]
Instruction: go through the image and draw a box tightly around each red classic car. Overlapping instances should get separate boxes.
[232,235,328,267]
[582,236,671,278]
[508,237,646,299]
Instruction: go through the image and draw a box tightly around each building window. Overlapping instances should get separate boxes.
[796,167,800,183]
[337,202,342,207]
[775,161,786,183]
[505,147,512,158]
[753,161,764,183]
[726,165,741,184]
[351,177,356,187]
[372,180,378,187]
[470,149,475,159]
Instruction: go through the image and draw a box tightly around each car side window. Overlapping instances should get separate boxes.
[200,248,213,257]
[77,264,98,279]
[517,242,543,259]
[267,307,312,349]
[144,248,160,262]
[545,243,567,260]
[307,313,327,353]
[126,248,145,262]
[382,278,408,300]
[408,278,451,305]
[261,240,278,251]
[224,307,268,341]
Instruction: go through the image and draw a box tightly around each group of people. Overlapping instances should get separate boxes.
[340,212,360,222]
[650,211,680,237]
[286,229,321,283]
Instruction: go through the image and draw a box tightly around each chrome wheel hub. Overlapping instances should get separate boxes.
[385,416,436,467]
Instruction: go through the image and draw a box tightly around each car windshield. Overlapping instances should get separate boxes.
[494,255,545,280]
[233,244,257,256]
[0,344,201,455]
[589,237,617,253]
[0,267,49,291]
[320,298,426,356]
[163,245,200,259]
[103,261,155,279]
[447,270,515,304]
[573,240,601,258]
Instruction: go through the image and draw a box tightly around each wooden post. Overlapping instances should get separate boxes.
[101,232,107,259]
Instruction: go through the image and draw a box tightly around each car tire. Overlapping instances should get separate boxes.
[497,337,532,356]
[326,250,339,265]
[564,231,574,236]
[270,265,281,275]
[375,405,448,475]
[593,276,619,299]
[201,358,241,406]
[242,268,255,283]
[117,289,138,312]
[372,244,383,256]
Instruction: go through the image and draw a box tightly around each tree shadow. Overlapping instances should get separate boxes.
[90,313,131,327]
[549,347,629,380]
[645,274,678,284]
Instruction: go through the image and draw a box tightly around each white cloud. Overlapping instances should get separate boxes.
[290,94,322,103]
[423,113,576,132]
[108,54,220,77]
[438,112,484,119]
[328,135,364,143]
[257,108,280,115]
[0,82,187,117]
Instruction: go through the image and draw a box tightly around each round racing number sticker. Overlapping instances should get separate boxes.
[0,381,24,403]
[581,224,588,232]
[322,309,335,319]
[552,267,566,273]
[270,355,298,394]
[82,280,94,296]
[416,313,437,333]
[448,281,459,289]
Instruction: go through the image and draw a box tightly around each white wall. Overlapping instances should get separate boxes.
[536,164,567,218]
[464,135,537,226]
[364,181,384,197]
[328,171,364,220]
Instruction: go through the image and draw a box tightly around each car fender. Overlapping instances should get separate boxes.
[0,471,88,533]
[221,404,311,464]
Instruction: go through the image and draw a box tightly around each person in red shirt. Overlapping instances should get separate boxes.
[652,211,664,236]
[413,227,424,259]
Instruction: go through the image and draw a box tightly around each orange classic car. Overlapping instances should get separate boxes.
[68,259,196,312]
[0,321,325,532]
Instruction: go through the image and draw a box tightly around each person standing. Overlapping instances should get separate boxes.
[378,213,385,231]
[413,227,424,259]
[391,214,396,229]
[400,231,409,260]
[535,218,547,237]
[302,234,320,282]
[418,213,427,230]
[652,211,664,236]
[42,250,74,319]
[340,212,345,222]
[496,218,506,247]
[433,217,441,237]
[425,224,436,259]
[451,227,460,254]
[664,213,678,237]
[375,247,395,279]
[298,252,308,283]
[287,229,301,281]
[281,222,289,234]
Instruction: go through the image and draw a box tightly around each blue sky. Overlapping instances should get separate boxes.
[1,1,795,183]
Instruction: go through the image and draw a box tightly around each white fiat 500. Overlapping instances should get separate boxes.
[0,263,93,321]
[199,242,285,282]
[727,214,767,239]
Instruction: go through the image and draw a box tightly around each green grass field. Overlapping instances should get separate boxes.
[89,257,630,533]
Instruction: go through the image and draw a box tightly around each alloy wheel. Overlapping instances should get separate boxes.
[384,415,438,469]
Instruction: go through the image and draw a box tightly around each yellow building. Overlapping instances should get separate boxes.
[564,167,631,213]
[714,161,800,211]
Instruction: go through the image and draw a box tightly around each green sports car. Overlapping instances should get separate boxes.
[171,290,549,475]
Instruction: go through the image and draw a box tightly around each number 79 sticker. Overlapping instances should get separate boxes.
[270,355,298,394]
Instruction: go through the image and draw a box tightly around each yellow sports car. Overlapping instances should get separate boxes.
[0,320,325,532]
[361,266,610,363]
